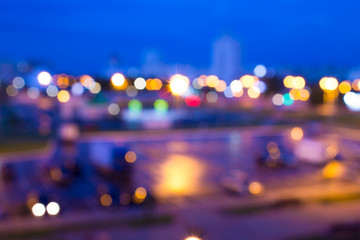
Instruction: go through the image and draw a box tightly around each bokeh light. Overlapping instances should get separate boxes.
[37,71,52,86]
[128,99,142,112]
[111,73,125,88]
[272,94,284,106]
[57,90,70,103]
[169,74,190,96]
[108,103,120,115]
[46,202,60,216]
[254,64,267,78]
[154,99,169,112]
[12,77,25,89]
[134,77,146,90]
[249,181,264,195]
[125,151,137,163]
[290,127,304,141]
[32,203,46,217]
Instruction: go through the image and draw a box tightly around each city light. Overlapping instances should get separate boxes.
[126,86,138,97]
[339,81,352,94]
[12,77,25,89]
[169,74,189,96]
[32,203,46,217]
[192,78,205,89]
[46,202,60,216]
[71,82,85,96]
[319,77,338,92]
[108,103,120,115]
[249,181,264,195]
[133,187,147,204]
[293,76,306,89]
[206,91,218,103]
[100,194,112,207]
[128,99,142,112]
[215,80,227,92]
[247,86,260,99]
[154,99,169,112]
[80,75,95,89]
[343,92,360,111]
[134,77,146,90]
[272,94,284,106]
[125,151,137,163]
[111,73,125,88]
[290,127,304,141]
[322,160,345,179]
[6,85,18,97]
[89,82,101,94]
[205,75,219,88]
[27,87,40,99]
[240,75,258,88]
[57,90,70,103]
[37,71,52,86]
[185,237,201,240]
[283,93,294,106]
[230,79,243,93]
[47,85,59,97]
[185,95,201,107]
[254,64,267,78]
[146,78,163,90]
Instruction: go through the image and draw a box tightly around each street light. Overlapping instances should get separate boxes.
[319,77,339,115]
[169,74,189,96]
[185,236,201,240]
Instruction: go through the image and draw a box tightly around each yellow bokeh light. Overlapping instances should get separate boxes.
[283,75,295,88]
[289,89,301,100]
[293,76,306,89]
[248,182,264,195]
[100,193,112,207]
[290,127,304,141]
[169,74,190,96]
[299,89,310,101]
[56,74,69,89]
[89,82,101,94]
[339,81,352,94]
[154,154,204,198]
[322,160,345,179]
[133,187,147,204]
[149,78,163,90]
[57,90,70,103]
[215,80,227,92]
[247,86,260,99]
[325,145,339,159]
[111,73,125,87]
[135,187,147,199]
[125,151,137,163]
[240,75,258,88]
[80,75,95,89]
[185,237,202,240]
[352,79,360,91]
[320,77,338,92]
[205,75,219,88]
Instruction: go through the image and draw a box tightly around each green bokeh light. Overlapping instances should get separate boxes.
[128,99,142,112]
[154,99,169,112]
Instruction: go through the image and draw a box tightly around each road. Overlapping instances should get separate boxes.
[0,124,360,239]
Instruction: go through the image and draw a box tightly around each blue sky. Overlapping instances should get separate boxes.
[1,0,360,75]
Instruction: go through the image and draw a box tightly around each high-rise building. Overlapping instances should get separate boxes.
[210,35,241,83]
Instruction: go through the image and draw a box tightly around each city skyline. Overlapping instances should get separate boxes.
[1,0,360,76]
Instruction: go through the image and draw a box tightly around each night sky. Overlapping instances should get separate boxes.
[1,0,360,75]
